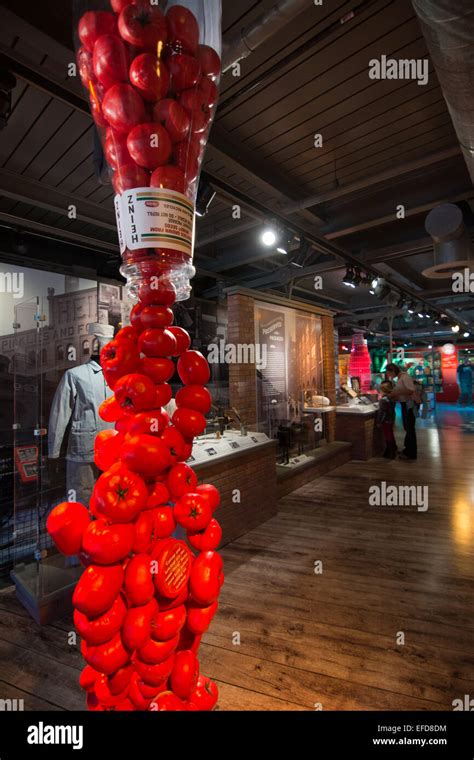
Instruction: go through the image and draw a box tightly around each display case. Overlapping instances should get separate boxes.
[3,270,101,621]
[253,300,327,464]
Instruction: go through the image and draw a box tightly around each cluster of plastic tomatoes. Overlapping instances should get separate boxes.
[47,279,223,711]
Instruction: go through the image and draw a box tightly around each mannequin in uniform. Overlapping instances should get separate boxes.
[48,323,114,504]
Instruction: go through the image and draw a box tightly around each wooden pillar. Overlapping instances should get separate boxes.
[321,314,336,442]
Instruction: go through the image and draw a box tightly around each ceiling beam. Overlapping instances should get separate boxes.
[0,169,116,231]
[283,147,461,213]
[324,190,474,239]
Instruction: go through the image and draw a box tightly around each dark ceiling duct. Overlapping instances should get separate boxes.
[423,202,472,278]
[222,0,309,72]
[412,0,474,183]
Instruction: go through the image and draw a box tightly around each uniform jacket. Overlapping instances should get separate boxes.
[48,360,113,462]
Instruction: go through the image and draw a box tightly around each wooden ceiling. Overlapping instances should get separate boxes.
[0,0,472,339]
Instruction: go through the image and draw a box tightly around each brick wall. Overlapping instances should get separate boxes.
[193,442,278,545]
[335,413,384,459]
[228,293,257,426]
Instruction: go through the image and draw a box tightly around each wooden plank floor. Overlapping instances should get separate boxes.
[1,413,473,710]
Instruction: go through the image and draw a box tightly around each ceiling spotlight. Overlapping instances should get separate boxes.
[343,267,356,287]
[195,179,216,217]
[261,228,277,247]
[352,267,362,286]
[276,246,287,255]
[428,344,433,349]
[463,331,470,338]
[452,324,460,333]
[371,277,379,289]
[369,289,375,295]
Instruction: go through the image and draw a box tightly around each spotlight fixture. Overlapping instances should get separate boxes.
[369,289,375,295]
[276,246,287,255]
[463,331,470,338]
[371,277,379,289]
[343,267,356,288]
[374,278,390,299]
[407,302,415,314]
[428,344,433,349]
[452,324,460,333]
[352,267,362,286]
[195,179,216,217]
[261,228,277,247]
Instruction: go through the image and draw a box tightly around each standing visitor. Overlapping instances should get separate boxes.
[457,358,473,406]
[386,363,417,461]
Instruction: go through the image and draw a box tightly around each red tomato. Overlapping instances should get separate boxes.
[112,163,150,194]
[114,373,157,412]
[140,305,174,329]
[175,385,211,414]
[101,338,139,389]
[137,678,167,700]
[150,165,185,194]
[174,492,211,532]
[92,34,128,90]
[187,518,222,552]
[110,0,133,11]
[74,593,126,646]
[186,599,218,635]
[124,553,155,606]
[170,650,199,699]
[115,326,139,343]
[153,98,190,143]
[99,395,123,422]
[167,326,191,355]
[108,663,134,695]
[77,47,93,88]
[153,505,176,537]
[104,129,132,171]
[198,45,221,80]
[94,464,148,523]
[167,462,197,500]
[130,302,145,330]
[146,482,171,509]
[129,53,170,102]
[189,675,218,711]
[134,654,175,686]
[103,83,146,134]
[138,632,179,664]
[86,692,105,711]
[177,350,210,385]
[139,328,177,358]
[132,509,155,553]
[83,632,130,676]
[172,140,200,183]
[166,5,199,54]
[46,501,90,556]
[161,427,189,465]
[189,550,224,606]
[121,434,171,478]
[177,626,201,653]
[168,53,200,91]
[138,356,175,384]
[179,85,215,134]
[155,690,186,711]
[128,409,169,437]
[81,518,133,564]
[94,429,123,471]
[115,414,134,434]
[122,598,156,651]
[73,563,124,617]
[95,676,129,708]
[154,383,173,407]
[138,279,177,306]
[150,604,186,641]
[128,672,154,710]
[118,0,167,50]
[127,123,172,171]
[172,407,207,438]
[79,664,98,692]
[78,11,117,52]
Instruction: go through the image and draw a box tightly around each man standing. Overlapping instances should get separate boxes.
[386,363,417,460]
[457,357,473,406]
